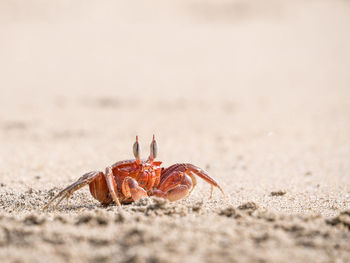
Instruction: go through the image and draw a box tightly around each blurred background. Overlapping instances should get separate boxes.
[0,0,349,211]
[1,2,350,262]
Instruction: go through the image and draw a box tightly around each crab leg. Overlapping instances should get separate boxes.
[43,171,103,211]
[186,163,226,197]
[104,167,121,207]
[187,171,197,195]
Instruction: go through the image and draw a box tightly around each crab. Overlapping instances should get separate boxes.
[43,136,225,210]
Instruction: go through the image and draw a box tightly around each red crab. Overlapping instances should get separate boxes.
[44,136,225,210]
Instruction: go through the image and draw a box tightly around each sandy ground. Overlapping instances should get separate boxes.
[0,1,350,262]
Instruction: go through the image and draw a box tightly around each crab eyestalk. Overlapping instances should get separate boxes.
[133,136,141,164]
[149,135,158,163]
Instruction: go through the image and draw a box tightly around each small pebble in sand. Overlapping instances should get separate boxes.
[238,202,258,210]
[23,215,46,225]
[270,190,286,196]
[219,206,242,218]
[326,210,350,230]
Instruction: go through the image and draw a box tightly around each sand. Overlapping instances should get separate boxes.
[0,1,350,262]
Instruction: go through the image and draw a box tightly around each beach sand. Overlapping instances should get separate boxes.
[0,1,349,262]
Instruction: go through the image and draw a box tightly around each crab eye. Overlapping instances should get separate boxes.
[150,136,158,159]
[133,137,140,160]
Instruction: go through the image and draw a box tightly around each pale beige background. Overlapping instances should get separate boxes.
[0,1,349,262]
